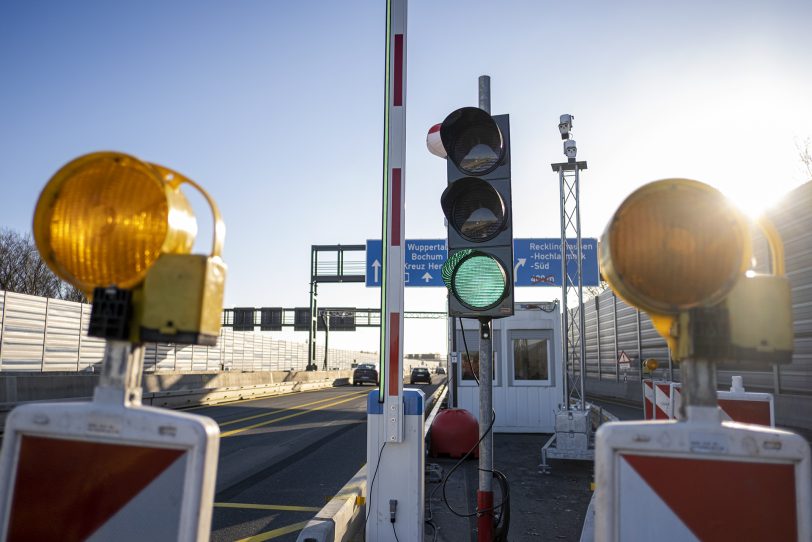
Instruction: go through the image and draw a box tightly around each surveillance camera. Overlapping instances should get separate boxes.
[564,139,577,159]
[558,114,573,140]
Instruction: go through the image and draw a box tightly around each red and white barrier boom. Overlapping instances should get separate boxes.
[366,1,425,541]
[595,179,811,541]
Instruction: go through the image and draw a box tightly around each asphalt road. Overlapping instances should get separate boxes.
[193,379,442,542]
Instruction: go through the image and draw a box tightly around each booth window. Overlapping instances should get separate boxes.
[457,328,500,384]
[461,351,497,381]
[512,337,549,381]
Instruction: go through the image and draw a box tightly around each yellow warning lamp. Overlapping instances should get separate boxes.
[599,179,751,356]
[643,358,659,373]
[33,152,197,296]
[33,152,226,345]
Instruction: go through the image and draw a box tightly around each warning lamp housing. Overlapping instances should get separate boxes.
[643,358,659,373]
[438,107,514,319]
[33,152,226,346]
[600,178,751,316]
[33,152,197,296]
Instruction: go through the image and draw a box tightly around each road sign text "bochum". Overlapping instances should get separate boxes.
[366,238,599,287]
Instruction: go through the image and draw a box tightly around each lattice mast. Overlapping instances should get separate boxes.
[552,114,588,411]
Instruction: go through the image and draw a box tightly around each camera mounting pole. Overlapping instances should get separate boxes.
[552,116,588,412]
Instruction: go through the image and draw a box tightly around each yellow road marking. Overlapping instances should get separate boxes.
[214,502,320,512]
[221,393,367,438]
[235,520,310,542]
[219,391,366,428]
[185,386,341,411]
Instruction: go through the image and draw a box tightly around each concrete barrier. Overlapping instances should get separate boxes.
[296,466,367,542]
[0,370,353,432]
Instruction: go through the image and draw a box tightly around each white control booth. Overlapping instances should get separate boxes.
[452,302,563,433]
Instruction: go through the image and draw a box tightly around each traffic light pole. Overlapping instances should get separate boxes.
[478,318,494,542]
[476,75,495,542]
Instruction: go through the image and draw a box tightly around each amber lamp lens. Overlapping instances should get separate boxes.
[600,179,749,314]
[34,153,196,294]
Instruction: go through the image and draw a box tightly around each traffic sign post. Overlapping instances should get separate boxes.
[0,341,220,541]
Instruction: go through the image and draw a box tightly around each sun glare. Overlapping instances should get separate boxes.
[725,187,778,220]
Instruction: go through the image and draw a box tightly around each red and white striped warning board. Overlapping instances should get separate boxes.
[7,436,187,540]
[642,379,655,420]
[718,392,774,426]
[594,417,812,542]
[0,401,219,541]
[670,383,774,426]
[619,454,797,541]
[654,382,672,420]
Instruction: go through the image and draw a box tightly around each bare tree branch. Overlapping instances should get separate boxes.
[795,136,812,179]
[0,228,85,300]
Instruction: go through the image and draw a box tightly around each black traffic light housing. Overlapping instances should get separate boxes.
[440,107,513,319]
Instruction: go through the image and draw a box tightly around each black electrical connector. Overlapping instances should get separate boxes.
[88,286,132,340]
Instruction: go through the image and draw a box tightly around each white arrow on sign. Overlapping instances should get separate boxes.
[422,272,432,283]
[372,260,381,283]
[514,258,526,280]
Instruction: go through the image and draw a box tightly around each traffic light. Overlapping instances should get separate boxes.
[439,107,513,319]
[33,151,227,345]
[600,178,793,364]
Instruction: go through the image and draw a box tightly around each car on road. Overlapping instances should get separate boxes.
[435,367,446,375]
[353,363,379,386]
[410,367,432,384]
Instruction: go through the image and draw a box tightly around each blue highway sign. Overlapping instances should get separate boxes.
[366,238,599,287]
[513,238,599,287]
[366,239,448,287]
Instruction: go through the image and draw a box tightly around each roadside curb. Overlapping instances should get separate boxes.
[297,382,448,542]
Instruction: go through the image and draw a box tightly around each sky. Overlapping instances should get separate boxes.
[2,0,811,355]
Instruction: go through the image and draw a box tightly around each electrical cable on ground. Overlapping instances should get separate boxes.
[424,316,512,539]
[364,441,387,526]
[458,317,480,385]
